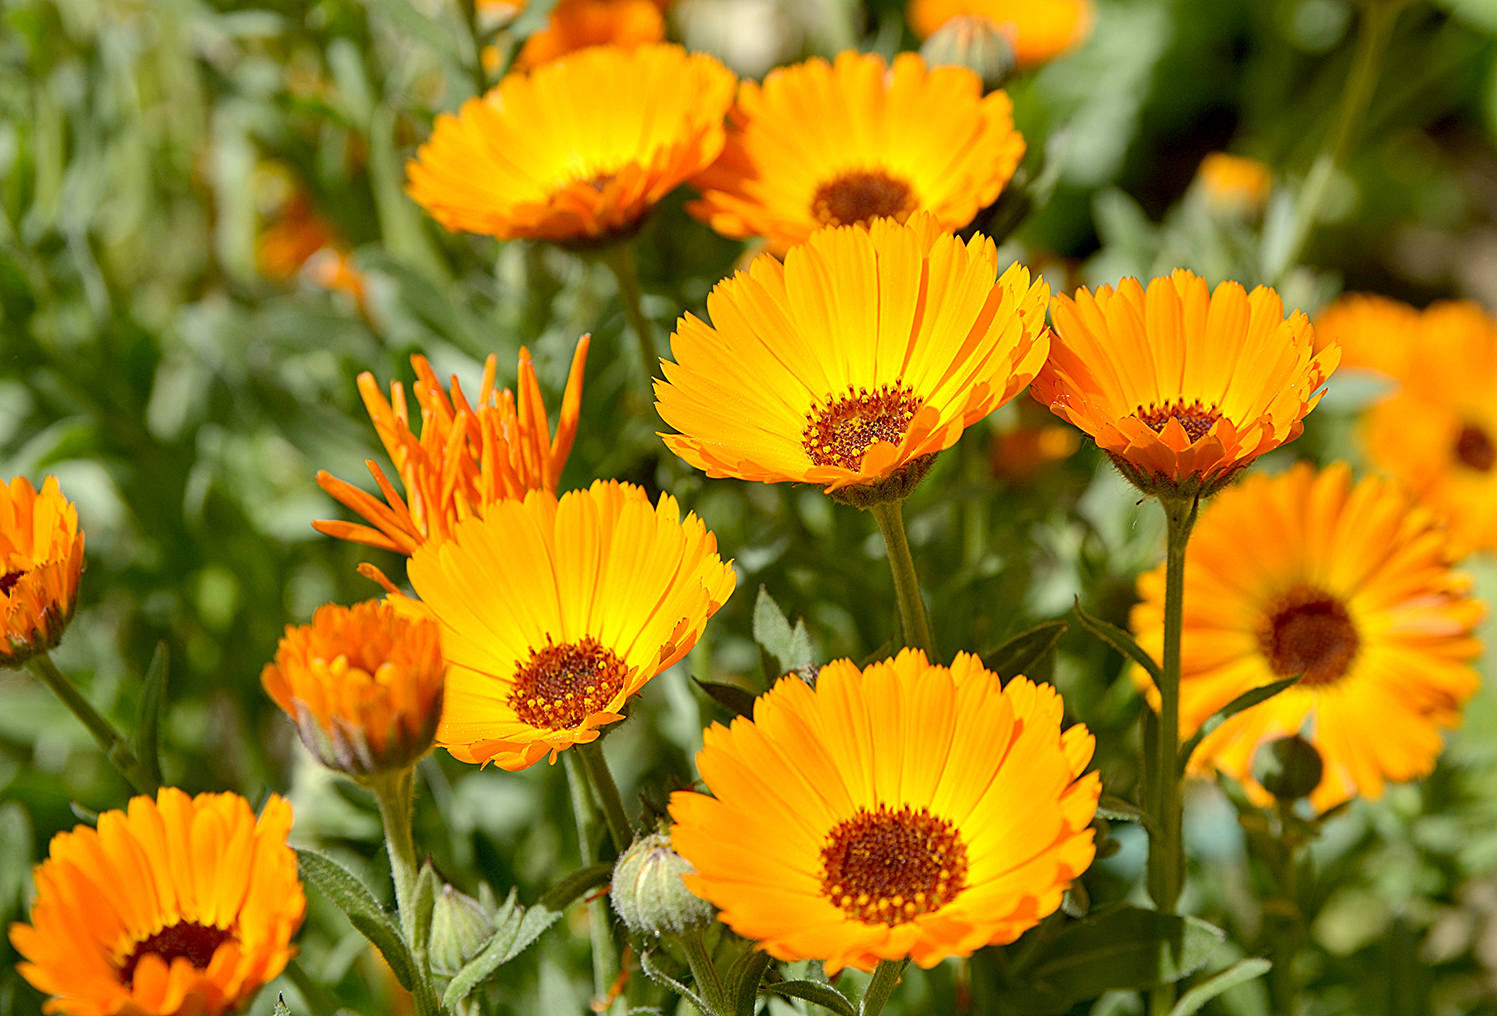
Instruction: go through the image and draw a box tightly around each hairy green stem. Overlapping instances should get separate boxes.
[681,927,725,1015]
[578,739,633,855]
[601,241,660,383]
[860,958,908,1016]
[370,768,421,944]
[869,499,935,660]
[1268,802,1305,1016]
[27,652,156,794]
[566,752,619,1003]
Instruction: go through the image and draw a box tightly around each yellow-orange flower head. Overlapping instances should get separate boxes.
[407,44,735,245]
[656,213,1051,503]
[512,0,667,71]
[10,788,304,1016]
[1130,462,1484,812]
[402,480,735,770]
[670,649,1099,974]
[906,0,1094,68]
[261,600,446,778]
[316,337,588,555]
[688,51,1025,255]
[1,475,85,667]
[1033,269,1338,500]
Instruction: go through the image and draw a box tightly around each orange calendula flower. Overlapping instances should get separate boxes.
[1313,292,1423,380]
[1194,152,1272,216]
[10,788,304,1016]
[513,0,668,71]
[656,213,1050,503]
[1032,269,1339,500]
[2,476,85,667]
[407,44,735,244]
[316,337,589,554]
[1130,462,1484,812]
[670,649,1099,974]
[688,51,1025,255]
[262,600,446,777]
[906,0,1094,68]
[401,480,735,770]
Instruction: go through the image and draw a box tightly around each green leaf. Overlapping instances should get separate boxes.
[296,850,419,991]
[762,979,856,1016]
[1072,598,1161,683]
[0,801,34,913]
[983,620,1068,681]
[694,678,758,719]
[412,861,440,953]
[272,994,293,1016]
[1095,795,1161,839]
[1169,957,1272,1016]
[132,642,168,794]
[726,947,774,1016]
[1179,677,1300,774]
[359,0,472,71]
[753,586,813,677]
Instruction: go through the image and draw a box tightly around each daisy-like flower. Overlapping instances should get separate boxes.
[262,600,446,778]
[315,337,589,555]
[688,51,1025,255]
[1032,269,1339,500]
[1,475,85,667]
[670,649,1099,974]
[401,480,735,770]
[1193,153,1272,216]
[10,788,304,1016]
[1313,291,1423,380]
[407,43,735,245]
[906,0,1094,68]
[1130,462,1484,812]
[656,212,1050,504]
[512,0,669,71]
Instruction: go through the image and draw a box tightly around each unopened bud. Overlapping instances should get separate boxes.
[429,885,496,977]
[1253,734,1324,802]
[920,15,1017,92]
[610,833,713,938]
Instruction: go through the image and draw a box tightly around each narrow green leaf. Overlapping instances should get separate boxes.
[694,678,758,719]
[272,993,293,1016]
[727,948,774,1016]
[296,850,419,991]
[983,621,1068,681]
[503,862,612,962]
[763,979,857,1016]
[1169,957,1272,1016]
[1179,677,1300,774]
[132,642,168,789]
[859,634,899,668]
[1072,598,1162,682]
[1096,795,1161,840]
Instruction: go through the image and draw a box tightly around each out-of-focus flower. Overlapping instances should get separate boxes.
[315,337,589,555]
[906,0,1094,69]
[670,649,1099,974]
[1032,269,1338,500]
[1313,292,1423,380]
[9,788,304,1016]
[402,481,735,770]
[513,0,669,70]
[919,13,1017,90]
[688,52,1024,255]
[656,213,1049,504]
[1193,152,1272,217]
[1130,462,1484,812]
[407,44,735,245]
[989,421,1080,484]
[256,194,366,305]
[1,475,84,667]
[261,600,446,778]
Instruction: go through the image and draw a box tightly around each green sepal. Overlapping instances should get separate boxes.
[411,861,440,954]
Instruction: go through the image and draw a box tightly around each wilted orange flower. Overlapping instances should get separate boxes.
[262,600,446,777]
[1032,269,1339,499]
[400,480,735,770]
[513,0,668,70]
[2,475,84,667]
[10,788,304,1016]
[906,0,1094,68]
[671,649,1099,974]
[1130,462,1484,811]
[316,337,589,555]
[407,44,735,244]
[657,213,1050,502]
[1194,153,1272,216]
[688,51,1024,255]
[1313,292,1423,380]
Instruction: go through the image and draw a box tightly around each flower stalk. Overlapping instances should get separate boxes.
[566,752,620,1004]
[869,499,935,659]
[601,241,660,383]
[26,652,156,795]
[369,767,421,944]
[578,738,634,855]
[860,959,909,1016]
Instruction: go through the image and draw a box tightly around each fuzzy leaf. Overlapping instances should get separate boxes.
[1179,677,1300,773]
[763,979,857,1016]
[1169,957,1272,1016]
[694,678,758,719]
[727,948,774,1016]
[753,586,813,677]
[1072,598,1162,683]
[296,850,418,991]
[983,620,1068,681]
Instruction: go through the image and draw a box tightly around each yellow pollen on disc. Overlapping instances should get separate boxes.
[1134,399,1222,443]
[810,170,919,228]
[818,803,969,927]
[509,636,630,729]
[802,383,925,471]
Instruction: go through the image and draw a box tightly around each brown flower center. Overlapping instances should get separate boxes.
[1135,400,1221,443]
[119,921,234,986]
[509,636,630,729]
[811,171,919,229]
[1257,586,1360,688]
[0,569,23,596]
[803,383,924,471]
[819,804,968,927]
[1455,424,1496,472]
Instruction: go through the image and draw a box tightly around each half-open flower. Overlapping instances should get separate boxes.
[512,0,669,71]
[1,475,85,667]
[905,0,1094,69]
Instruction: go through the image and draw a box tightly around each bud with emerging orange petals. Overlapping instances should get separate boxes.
[1,475,85,667]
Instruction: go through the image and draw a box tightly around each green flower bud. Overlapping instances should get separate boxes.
[610,833,713,938]
[1252,734,1324,802]
[429,885,496,977]
[919,14,1017,92]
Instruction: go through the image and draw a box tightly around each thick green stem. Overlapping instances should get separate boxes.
[681,927,725,1015]
[566,752,619,1003]
[601,241,660,383]
[859,958,908,1016]
[27,652,156,794]
[578,739,634,855]
[1268,802,1304,1016]
[869,499,935,660]
[370,768,421,944]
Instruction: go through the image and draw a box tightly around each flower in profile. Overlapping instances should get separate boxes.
[513,0,669,71]
[1,475,85,667]
[261,600,446,778]
[905,0,1094,68]
[1313,292,1422,380]
[316,337,589,554]
[670,649,1099,974]
[402,480,735,769]
[656,213,1050,504]
[1130,462,1484,812]
[688,51,1025,255]
[407,44,735,245]
[1193,152,1272,216]
[10,788,304,1016]
[1032,269,1339,500]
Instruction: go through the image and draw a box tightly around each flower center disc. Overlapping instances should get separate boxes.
[1455,424,1496,472]
[0,569,23,596]
[802,383,924,471]
[1135,400,1222,443]
[509,636,630,729]
[819,804,968,926]
[119,921,234,987]
[811,171,918,228]
[1258,587,1360,688]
